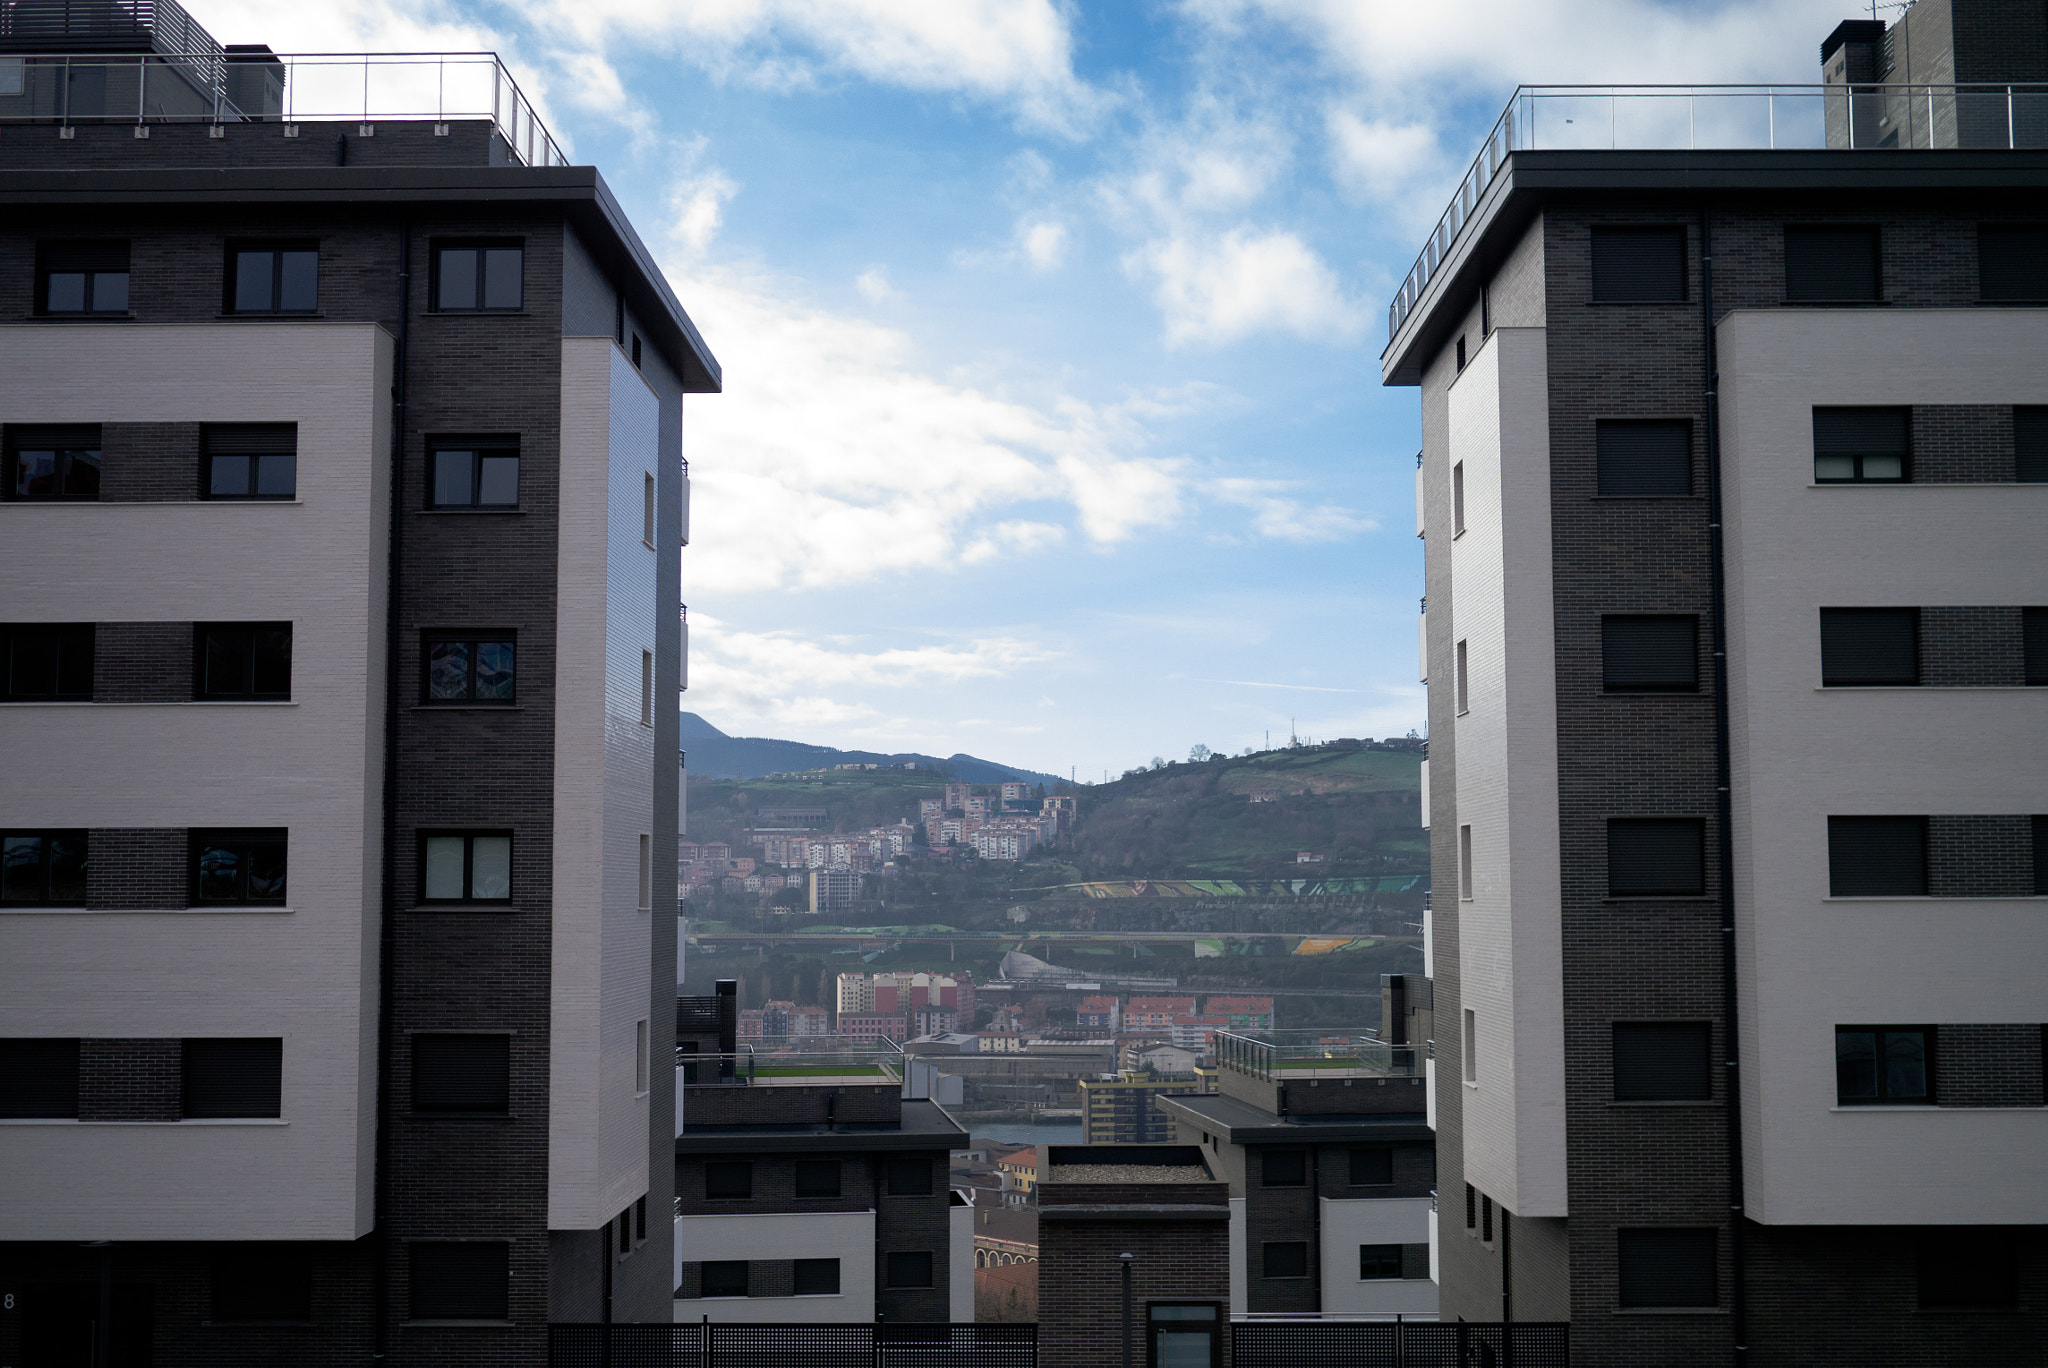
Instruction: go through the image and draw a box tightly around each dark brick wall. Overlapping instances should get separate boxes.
[77,1037,182,1121]
[1243,1149,1317,1313]
[1922,606,2028,686]
[1280,1076,1428,1115]
[0,120,507,173]
[93,622,192,702]
[1910,405,2015,483]
[85,827,186,908]
[1038,1214,1230,1368]
[1929,814,2036,897]
[1937,1022,2046,1106]
[99,423,202,501]
[681,1082,900,1127]
[546,1228,606,1323]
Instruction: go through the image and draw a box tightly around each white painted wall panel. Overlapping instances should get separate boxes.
[672,1210,876,1322]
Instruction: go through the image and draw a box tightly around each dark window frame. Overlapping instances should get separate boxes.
[1602,615,1700,693]
[2,623,94,701]
[1819,608,1920,686]
[408,1241,510,1321]
[2017,408,2048,484]
[1590,225,1688,303]
[0,1037,81,1118]
[37,240,131,316]
[1836,1024,1935,1105]
[1261,1241,1310,1280]
[1348,1146,1394,1186]
[1617,1227,1718,1308]
[5,424,103,502]
[1358,1244,1403,1281]
[795,1158,843,1198]
[194,622,293,700]
[1260,1148,1306,1187]
[1783,224,1883,304]
[1828,815,1929,897]
[1,829,88,906]
[417,830,514,905]
[699,1260,748,1298]
[884,1250,934,1289]
[421,631,516,704]
[1594,418,1693,497]
[225,241,320,315]
[1813,406,1911,483]
[793,1257,840,1296]
[426,436,520,511]
[431,239,525,313]
[2023,607,2048,685]
[1976,225,2048,304]
[1612,1022,1714,1102]
[189,828,288,906]
[202,423,298,501]
[209,1245,314,1324]
[181,1036,283,1119]
[1606,817,1708,898]
[886,1156,933,1196]
[410,1032,512,1115]
[704,1160,753,1200]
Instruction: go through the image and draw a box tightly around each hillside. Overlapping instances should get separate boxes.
[679,712,1063,786]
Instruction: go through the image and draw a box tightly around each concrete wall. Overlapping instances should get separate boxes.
[1319,1196,1438,1315]
[672,1210,875,1322]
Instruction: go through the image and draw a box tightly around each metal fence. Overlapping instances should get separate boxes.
[1232,1320,1569,1368]
[551,1322,1038,1368]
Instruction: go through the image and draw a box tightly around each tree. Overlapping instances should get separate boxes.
[1188,744,1213,763]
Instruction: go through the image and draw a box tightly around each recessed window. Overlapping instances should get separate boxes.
[409,1243,509,1321]
[2025,608,2048,685]
[1819,608,1918,686]
[412,1033,511,1114]
[420,832,512,903]
[423,633,515,704]
[1358,1244,1403,1280]
[699,1260,748,1298]
[1349,1147,1393,1186]
[1455,335,1465,372]
[196,623,292,700]
[618,1206,633,1254]
[705,1160,753,1199]
[1595,419,1691,495]
[191,829,288,905]
[1617,1228,1717,1307]
[1262,1241,1308,1279]
[1784,225,1880,302]
[228,243,318,314]
[434,241,523,312]
[1813,407,1910,483]
[2034,816,2048,896]
[1602,615,1698,692]
[1836,1025,1933,1104]
[0,1037,80,1118]
[1463,1008,1478,1084]
[643,472,656,545]
[211,1246,313,1323]
[1613,1022,1712,1101]
[182,1037,283,1118]
[6,424,101,501]
[1917,1230,2019,1308]
[1452,461,1466,534]
[636,1195,647,1242]
[1977,226,2048,303]
[1607,818,1705,897]
[1261,1149,1305,1187]
[428,439,519,509]
[794,1257,840,1296]
[2017,408,2048,483]
[796,1159,842,1197]
[1464,1183,1476,1230]
[1454,639,1470,714]
[1591,226,1686,302]
[885,1251,933,1289]
[636,1019,649,1093]
[1,830,87,906]
[2,624,93,702]
[1481,1194,1492,1243]
[203,424,297,500]
[38,240,129,315]
[1458,824,1473,900]
[641,650,654,726]
[631,333,643,369]
[886,1156,932,1195]
[1828,815,1927,896]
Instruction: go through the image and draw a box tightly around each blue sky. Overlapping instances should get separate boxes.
[194,0,1854,778]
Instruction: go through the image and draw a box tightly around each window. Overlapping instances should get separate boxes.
[1481,1195,1493,1243]
[1603,616,1698,692]
[196,623,292,699]
[1607,818,1707,897]
[411,1034,510,1114]
[1452,461,1466,534]
[2017,408,2048,483]
[636,1019,649,1093]
[1828,815,1927,896]
[423,634,515,704]
[1837,1026,1933,1104]
[631,333,642,368]
[1458,825,1473,900]
[1596,419,1691,495]
[1358,1244,1403,1280]
[182,1037,283,1118]
[641,650,654,726]
[1977,226,2048,303]
[793,1257,840,1296]
[1591,226,1686,302]
[2,624,93,701]
[434,241,523,312]
[643,472,656,545]
[1260,1149,1305,1187]
[636,1195,647,1241]
[1464,1183,1476,1230]
[1917,1230,2019,1308]
[419,832,511,904]
[2035,816,2048,896]
[796,1159,842,1197]
[0,1037,80,1118]
[6,424,101,500]
[885,1251,933,1289]
[1617,1229,1717,1307]
[1,830,87,905]
[1349,1147,1393,1186]
[211,1246,313,1323]
[428,439,519,509]
[410,1243,509,1321]
[203,424,297,500]
[228,243,318,314]
[699,1260,748,1297]
[705,1161,752,1199]
[1784,225,1880,302]
[618,1206,633,1255]
[38,240,129,314]
[887,1156,932,1195]
[2026,607,2048,685]
[1613,1023,1712,1101]
[1820,608,1918,686]
[1813,407,1910,482]
[1463,1008,1478,1084]
[191,830,288,906]
[1455,639,1470,714]
[1455,336,1466,372]
[1261,1242,1308,1279]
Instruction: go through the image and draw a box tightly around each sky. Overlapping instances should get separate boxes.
[190,0,1858,779]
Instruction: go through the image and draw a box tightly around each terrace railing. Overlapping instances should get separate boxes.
[677,1041,906,1087]
[1214,1028,1420,1081]
[553,1322,1038,1368]
[1388,82,2048,341]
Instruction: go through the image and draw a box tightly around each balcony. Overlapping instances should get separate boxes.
[1388,82,2048,341]
[1215,1028,1422,1082]
[676,1039,907,1089]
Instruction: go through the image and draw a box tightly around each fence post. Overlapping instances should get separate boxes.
[702,1313,711,1368]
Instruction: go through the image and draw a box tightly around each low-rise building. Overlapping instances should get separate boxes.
[836,1012,908,1045]
[1201,996,1276,1032]
[1079,1069,1217,1145]
[1075,995,1120,1031]
[1123,996,1198,1032]
[1172,1015,1233,1051]
[994,1147,1039,1206]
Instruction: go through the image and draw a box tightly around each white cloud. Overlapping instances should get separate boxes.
[1325,109,1438,196]
[1209,477,1377,543]
[854,268,900,302]
[669,167,741,257]
[1124,228,1362,348]
[1019,220,1069,271]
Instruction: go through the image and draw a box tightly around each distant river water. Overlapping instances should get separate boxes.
[967,1121,1082,1147]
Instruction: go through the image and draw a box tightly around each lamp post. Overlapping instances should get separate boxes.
[1119,1252,1135,1368]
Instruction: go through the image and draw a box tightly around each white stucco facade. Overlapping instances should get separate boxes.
[672,1210,877,1322]
[1318,1196,1440,1315]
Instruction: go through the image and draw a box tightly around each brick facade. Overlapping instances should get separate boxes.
[84,827,187,908]
[1927,813,2037,897]
[1921,605,2028,687]
[76,1038,183,1122]
[92,623,193,702]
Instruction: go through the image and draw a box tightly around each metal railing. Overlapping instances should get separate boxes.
[677,1041,906,1086]
[552,1322,1037,1367]
[0,48,567,165]
[1213,1028,1419,1080]
[1389,81,2048,340]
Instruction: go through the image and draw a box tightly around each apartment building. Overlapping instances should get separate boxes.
[1078,1069,1214,1145]
[1392,7,2046,1363]
[0,12,715,1367]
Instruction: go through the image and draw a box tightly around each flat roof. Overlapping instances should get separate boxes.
[1158,1092,1431,1144]
[675,1099,968,1155]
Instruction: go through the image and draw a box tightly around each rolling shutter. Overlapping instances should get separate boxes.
[1819,607,1918,685]
[1607,819,1706,897]
[39,240,130,273]
[0,1037,80,1118]
[2016,407,2048,483]
[202,423,298,455]
[1812,407,1909,460]
[1612,1023,1712,1100]
[1784,226,1881,301]
[2032,816,2047,897]
[1827,815,1928,896]
[409,1242,509,1320]
[1977,226,2048,302]
[411,1034,510,1113]
[181,1037,282,1118]
[1617,1229,1717,1307]
[1603,616,1698,691]
[1595,419,1691,495]
[1591,226,1686,302]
